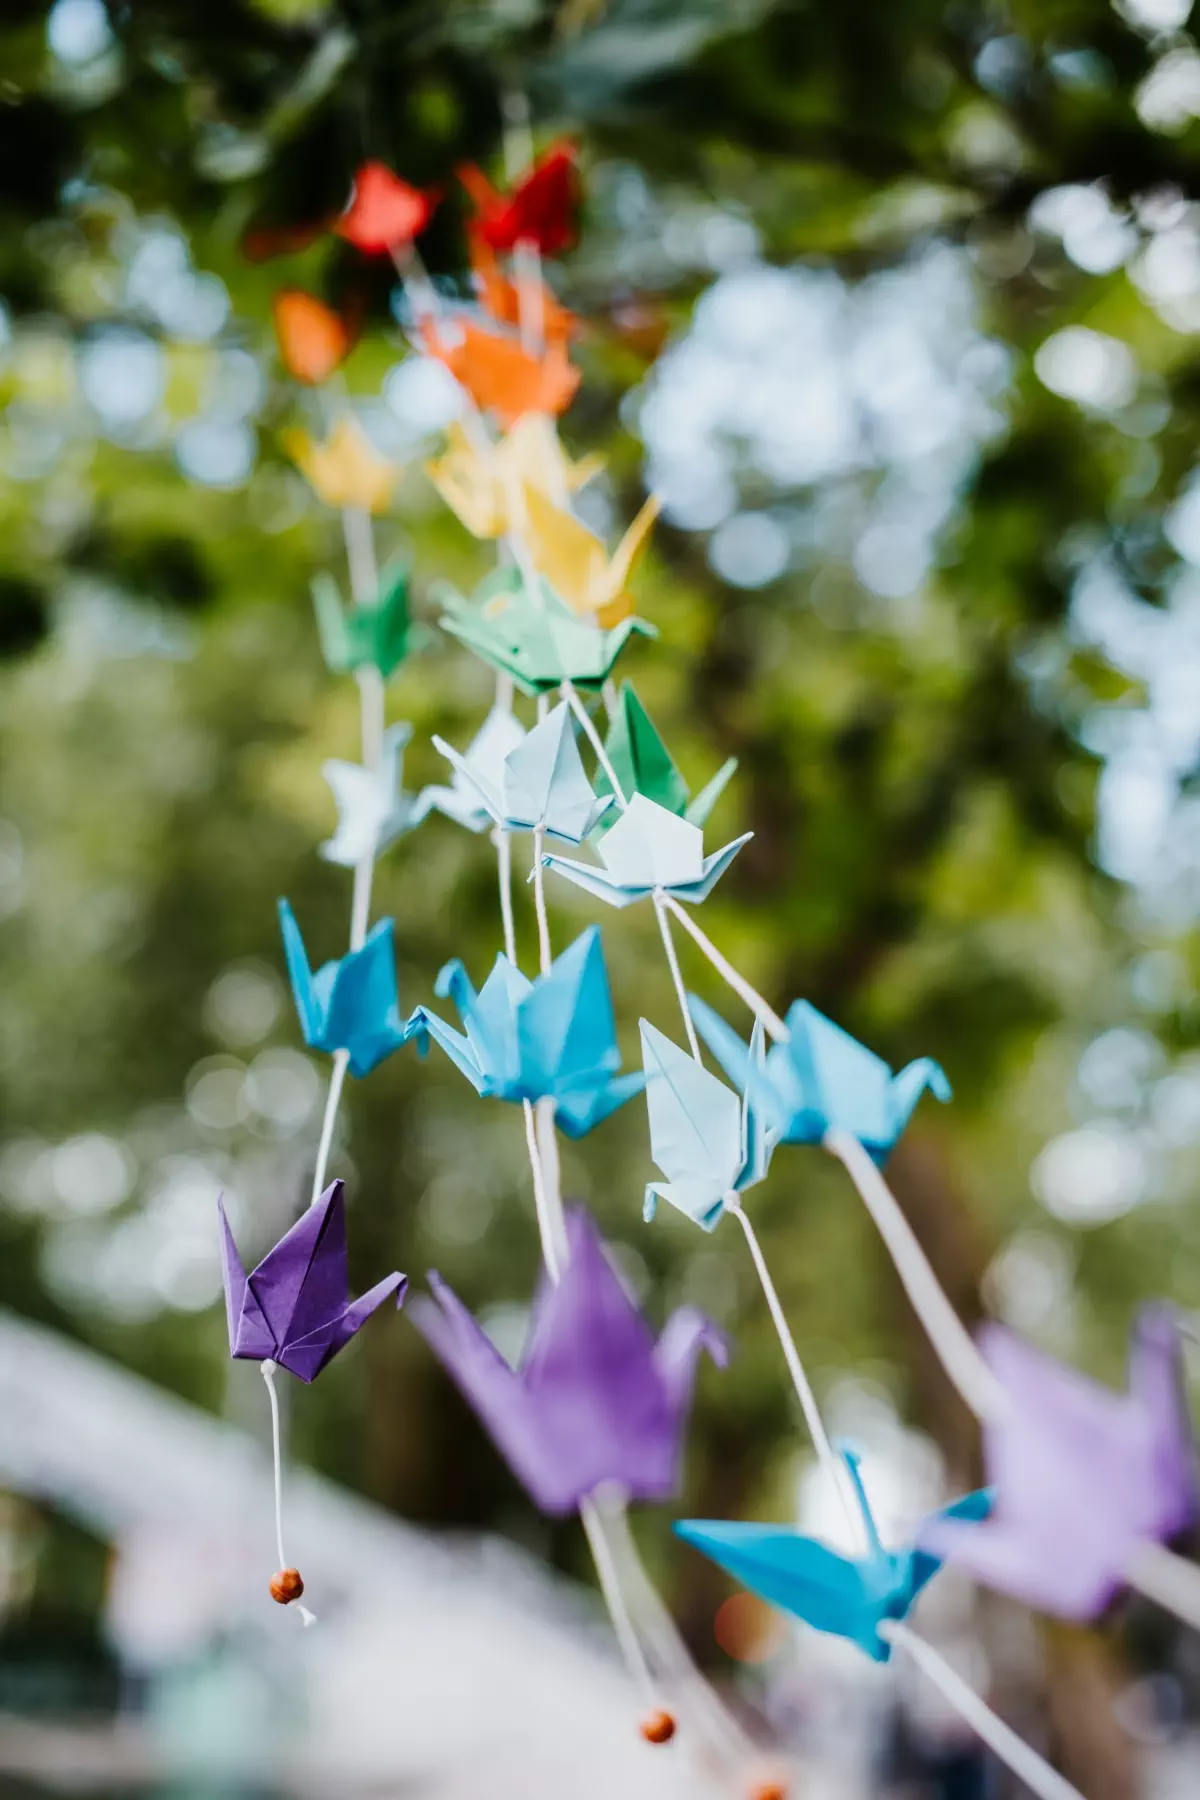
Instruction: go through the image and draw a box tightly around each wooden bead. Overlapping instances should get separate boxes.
[269,1567,305,1605]
[639,1709,676,1745]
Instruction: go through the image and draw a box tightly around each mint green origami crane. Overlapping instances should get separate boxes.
[312,560,422,679]
[594,684,737,836]
[435,566,654,696]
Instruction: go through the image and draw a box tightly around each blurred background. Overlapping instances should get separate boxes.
[2,0,1200,1794]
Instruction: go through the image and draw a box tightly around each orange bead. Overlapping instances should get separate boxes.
[269,1567,305,1605]
[639,1709,676,1745]
[749,1783,788,1800]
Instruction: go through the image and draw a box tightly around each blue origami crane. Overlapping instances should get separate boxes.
[689,995,950,1164]
[676,1450,992,1663]
[321,723,431,867]
[542,793,751,909]
[407,925,644,1135]
[432,699,611,844]
[639,1019,775,1230]
[279,899,408,1077]
[418,706,527,833]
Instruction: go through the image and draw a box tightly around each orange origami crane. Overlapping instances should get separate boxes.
[521,482,661,627]
[272,290,353,386]
[423,318,579,426]
[426,415,602,540]
[282,415,398,514]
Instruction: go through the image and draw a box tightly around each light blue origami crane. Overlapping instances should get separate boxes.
[278,899,408,1077]
[320,723,432,867]
[418,706,527,833]
[675,1449,993,1663]
[639,1019,775,1230]
[542,793,751,909]
[407,925,644,1136]
[688,995,950,1164]
[431,700,612,845]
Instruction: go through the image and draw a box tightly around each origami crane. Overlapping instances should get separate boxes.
[311,561,419,680]
[407,925,644,1136]
[279,900,408,1077]
[412,1204,724,1514]
[458,141,579,257]
[520,483,661,628]
[542,793,751,909]
[689,995,950,1163]
[919,1308,1196,1621]
[594,683,737,835]
[320,723,430,866]
[424,318,579,426]
[431,699,611,843]
[418,705,527,832]
[425,416,600,542]
[282,415,398,515]
[640,1019,775,1230]
[436,565,654,695]
[273,290,353,385]
[218,1180,406,1382]
[335,160,438,254]
[676,1450,992,1663]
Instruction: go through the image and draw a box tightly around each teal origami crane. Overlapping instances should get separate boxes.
[407,925,644,1136]
[675,1450,993,1663]
[312,561,420,679]
[418,706,527,833]
[640,1019,774,1229]
[321,723,431,866]
[431,699,611,844]
[543,793,751,909]
[279,899,408,1076]
[594,684,737,837]
[436,566,654,695]
[689,995,950,1164]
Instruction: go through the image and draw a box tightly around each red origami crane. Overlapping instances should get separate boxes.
[458,141,579,257]
[336,161,439,255]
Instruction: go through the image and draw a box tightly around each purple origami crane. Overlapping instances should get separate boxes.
[411,1205,726,1515]
[919,1306,1196,1620]
[219,1181,407,1383]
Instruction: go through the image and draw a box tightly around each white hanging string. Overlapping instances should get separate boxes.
[310,1048,350,1206]
[562,678,629,807]
[260,1361,316,1627]
[522,1098,564,1282]
[824,1129,1006,1423]
[579,1495,657,1701]
[881,1622,1082,1800]
[659,894,789,1041]
[653,890,704,1063]
[1126,1538,1200,1632]
[590,1490,756,1769]
[495,827,518,963]
[724,1197,865,1551]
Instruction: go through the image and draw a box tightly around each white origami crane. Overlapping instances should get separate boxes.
[419,705,527,833]
[542,792,751,907]
[640,1017,774,1230]
[431,700,612,844]
[320,723,430,867]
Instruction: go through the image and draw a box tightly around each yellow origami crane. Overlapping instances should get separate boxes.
[425,415,602,541]
[520,481,661,627]
[282,415,398,514]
